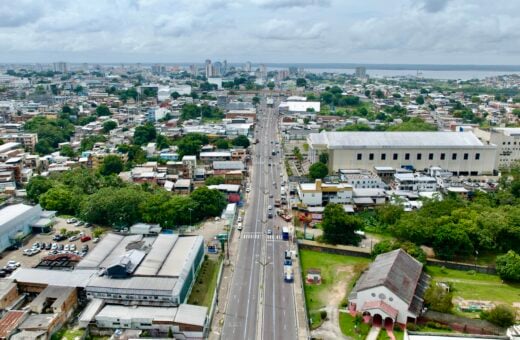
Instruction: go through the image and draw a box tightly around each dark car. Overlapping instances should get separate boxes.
[45,243,52,250]
[0,270,7,278]
[40,242,46,249]
[58,244,64,251]
[2,266,15,274]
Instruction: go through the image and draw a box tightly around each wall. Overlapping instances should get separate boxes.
[420,310,504,335]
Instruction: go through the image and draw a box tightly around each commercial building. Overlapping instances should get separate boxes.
[348,249,430,327]
[279,101,321,114]
[339,169,386,189]
[308,131,497,176]
[394,173,437,192]
[298,179,353,207]
[0,204,46,253]
[474,127,520,169]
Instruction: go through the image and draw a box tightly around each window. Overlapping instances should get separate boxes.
[369,153,374,160]
[429,153,434,160]
[393,153,398,160]
[417,153,422,160]
[440,153,445,160]
[452,153,457,160]
[357,153,362,160]
[475,153,480,160]
[463,153,468,160]
[381,153,386,160]
[405,153,410,160]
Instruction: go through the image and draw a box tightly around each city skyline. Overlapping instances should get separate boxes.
[1,0,520,64]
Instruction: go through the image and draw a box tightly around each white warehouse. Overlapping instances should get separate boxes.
[307,131,497,176]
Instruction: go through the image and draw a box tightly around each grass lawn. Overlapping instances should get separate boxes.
[188,257,221,307]
[51,327,84,340]
[299,250,370,312]
[426,266,520,306]
[339,312,370,340]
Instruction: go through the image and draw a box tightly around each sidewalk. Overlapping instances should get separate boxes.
[292,246,310,340]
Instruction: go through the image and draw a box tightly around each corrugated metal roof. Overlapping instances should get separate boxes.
[213,161,245,170]
[10,268,97,288]
[158,236,202,277]
[99,235,144,269]
[77,234,124,269]
[309,131,490,149]
[87,276,177,293]
[0,204,36,226]
[174,304,208,327]
[135,234,178,276]
[96,305,178,322]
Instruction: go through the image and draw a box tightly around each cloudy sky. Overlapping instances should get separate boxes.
[0,0,519,64]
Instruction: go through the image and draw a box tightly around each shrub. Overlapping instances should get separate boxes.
[480,304,516,328]
[424,283,453,313]
[320,310,327,320]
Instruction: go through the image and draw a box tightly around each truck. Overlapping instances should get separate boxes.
[282,226,290,241]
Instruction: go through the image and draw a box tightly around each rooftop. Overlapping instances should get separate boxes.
[308,131,491,149]
[10,268,97,288]
[0,203,37,226]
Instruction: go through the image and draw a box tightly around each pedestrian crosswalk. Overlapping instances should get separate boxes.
[240,232,284,240]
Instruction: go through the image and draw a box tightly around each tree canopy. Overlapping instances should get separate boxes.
[95,104,111,116]
[321,203,362,245]
[99,155,124,176]
[496,250,520,282]
[233,135,250,148]
[308,162,329,180]
[102,120,117,133]
[133,123,157,145]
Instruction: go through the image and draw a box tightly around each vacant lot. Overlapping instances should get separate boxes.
[188,257,221,307]
[427,266,520,307]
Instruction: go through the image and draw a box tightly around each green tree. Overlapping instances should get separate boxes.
[190,186,227,218]
[181,103,200,120]
[233,135,250,148]
[318,153,329,164]
[496,250,520,282]
[99,155,124,176]
[133,123,157,145]
[424,284,453,313]
[40,186,82,215]
[322,203,362,245]
[60,145,76,158]
[433,224,474,260]
[102,120,117,133]
[267,82,275,90]
[480,305,517,328]
[416,95,425,105]
[176,133,208,157]
[155,134,170,150]
[215,138,230,149]
[375,89,385,99]
[160,195,200,227]
[139,191,171,224]
[205,176,225,186]
[170,91,180,99]
[26,176,55,203]
[308,162,329,180]
[252,96,260,106]
[296,78,307,87]
[80,135,106,151]
[95,104,111,116]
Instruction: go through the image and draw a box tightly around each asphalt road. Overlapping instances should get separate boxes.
[221,98,298,340]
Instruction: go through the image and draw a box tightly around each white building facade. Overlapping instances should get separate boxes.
[308,131,497,176]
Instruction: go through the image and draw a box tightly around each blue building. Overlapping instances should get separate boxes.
[0,204,43,252]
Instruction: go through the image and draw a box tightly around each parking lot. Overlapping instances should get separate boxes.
[0,217,102,270]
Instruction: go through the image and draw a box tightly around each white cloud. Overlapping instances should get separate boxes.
[252,0,330,9]
[256,19,328,40]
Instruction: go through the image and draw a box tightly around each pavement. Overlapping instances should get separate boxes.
[210,97,307,340]
[366,325,381,340]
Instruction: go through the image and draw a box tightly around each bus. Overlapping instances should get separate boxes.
[282,227,289,241]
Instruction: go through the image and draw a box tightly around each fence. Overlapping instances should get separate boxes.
[205,259,225,338]
[426,258,496,275]
[420,310,505,335]
[295,241,311,339]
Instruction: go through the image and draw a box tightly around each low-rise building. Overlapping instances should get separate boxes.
[394,173,437,192]
[298,179,353,207]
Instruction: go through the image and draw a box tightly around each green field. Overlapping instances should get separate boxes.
[427,266,520,306]
[188,258,221,307]
[51,327,84,340]
[339,312,370,340]
[299,250,370,311]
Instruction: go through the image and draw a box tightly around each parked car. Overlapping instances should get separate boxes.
[81,244,89,252]
[32,242,40,249]
[2,266,15,274]
[66,218,77,224]
[58,244,64,251]
[7,261,20,268]
[267,229,272,235]
[23,249,32,256]
[68,235,80,242]
[75,221,84,227]
[70,244,76,251]
[0,270,7,278]
[45,243,52,250]
[51,243,58,250]
[64,244,70,251]
[93,238,100,243]
[80,235,91,242]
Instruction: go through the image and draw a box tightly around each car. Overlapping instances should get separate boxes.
[66,218,77,224]
[0,270,7,278]
[52,234,63,241]
[93,237,100,243]
[85,223,92,228]
[32,242,40,249]
[7,261,20,268]
[266,229,272,235]
[267,212,273,219]
[237,223,243,231]
[268,163,271,166]
[70,244,76,251]
[80,235,91,242]
[246,188,251,193]
[23,249,32,256]
[58,244,64,250]
[237,216,242,223]
[51,243,58,250]
[81,245,89,252]
[268,205,273,210]
[64,244,70,251]
[68,235,80,242]
[79,232,85,237]
[77,221,85,226]
[45,243,52,250]
[2,266,15,274]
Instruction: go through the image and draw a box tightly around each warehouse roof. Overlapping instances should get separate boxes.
[308,131,491,149]
[96,305,178,322]
[213,161,245,170]
[135,234,178,276]
[0,204,36,226]
[158,236,202,277]
[174,304,208,327]
[10,268,97,288]
[87,276,177,293]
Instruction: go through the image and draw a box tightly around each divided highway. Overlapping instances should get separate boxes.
[221,97,298,340]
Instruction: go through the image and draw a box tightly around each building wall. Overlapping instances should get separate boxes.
[353,286,416,325]
[327,147,496,175]
[0,282,18,309]
[0,205,42,252]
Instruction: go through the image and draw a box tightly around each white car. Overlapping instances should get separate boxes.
[70,244,76,251]
[237,223,243,231]
[93,238,100,243]
[246,188,251,193]
[69,235,80,242]
[23,249,32,256]
[7,261,20,268]
[268,205,273,210]
[51,243,58,250]
[237,216,243,223]
[64,244,70,251]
